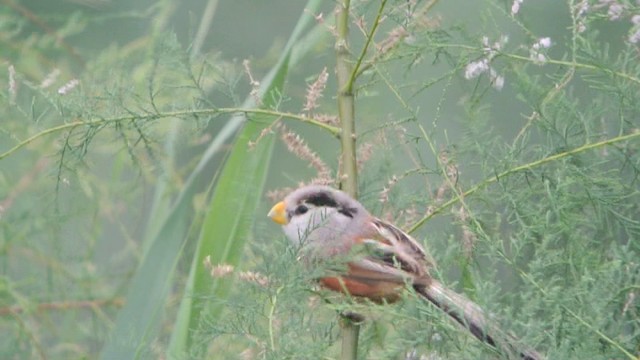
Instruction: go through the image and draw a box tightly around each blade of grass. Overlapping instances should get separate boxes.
[174,114,276,357]
[100,1,324,359]
[169,0,325,352]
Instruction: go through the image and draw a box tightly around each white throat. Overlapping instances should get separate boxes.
[282,206,352,251]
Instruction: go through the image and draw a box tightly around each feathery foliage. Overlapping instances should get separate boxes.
[1,0,639,359]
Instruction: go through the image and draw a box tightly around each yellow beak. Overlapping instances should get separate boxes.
[267,201,288,225]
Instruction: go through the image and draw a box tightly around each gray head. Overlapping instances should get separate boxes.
[268,185,371,251]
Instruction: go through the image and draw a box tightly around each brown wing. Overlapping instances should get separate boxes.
[317,217,434,301]
[368,218,434,277]
[337,218,432,284]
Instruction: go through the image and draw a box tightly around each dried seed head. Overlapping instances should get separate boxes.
[279,126,332,183]
[303,67,329,113]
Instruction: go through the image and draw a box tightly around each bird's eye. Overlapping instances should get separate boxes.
[294,204,308,215]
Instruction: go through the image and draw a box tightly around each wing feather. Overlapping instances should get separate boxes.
[366,218,434,277]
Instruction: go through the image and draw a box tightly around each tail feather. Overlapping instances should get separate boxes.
[414,280,542,360]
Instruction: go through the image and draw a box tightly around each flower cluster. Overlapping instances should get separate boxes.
[597,0,626,20]
[463,32,554,89]
[57,79,80,95]
[529,37,552,65]
[463,35,508,90]
[40,69,61,89]
[518,0,640,44]
[631,15,640,43]
[592,0,640,44]
[279,124,332,186]
[511,0,524,15]
[243,59,261,105]
[302,67,328,113]
[8,65,16,104]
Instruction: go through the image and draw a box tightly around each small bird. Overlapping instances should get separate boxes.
[268,185,542,360]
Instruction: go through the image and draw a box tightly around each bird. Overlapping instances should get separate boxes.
[267,185,542,360]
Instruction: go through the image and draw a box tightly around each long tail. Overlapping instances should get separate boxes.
[413,280,542,360]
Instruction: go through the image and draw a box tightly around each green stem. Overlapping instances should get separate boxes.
[347,0,387,93]
[340,313,363,360]
[429,42,640,85]
[335,2,360,359]
[268,286,284,351]
[518,271,637,360]
[408,130,640,233]
[0,107,340,161]
[336,0,358,198]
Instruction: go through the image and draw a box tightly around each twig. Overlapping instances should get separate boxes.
[347,0,388,93]
[0,107,341,160]
[428,42,640,86]
[518,271,636,360]
[409,130,640,233]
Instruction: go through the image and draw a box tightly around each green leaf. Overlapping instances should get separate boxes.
[175,115,276,357]
[99,1,324,359]
[169,0,326,351]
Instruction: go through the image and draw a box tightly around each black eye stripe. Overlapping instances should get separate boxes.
[299,191,358,218]
[305,192,339,208]
[338,207,357,218]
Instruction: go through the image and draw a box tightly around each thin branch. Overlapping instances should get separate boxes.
[409,130,640,233]
[268,286,284,352]
[346,0,388,93]
[430,42,640,85]
[518,271,637,360]
[355,0,439,78]
[0,108,341,160]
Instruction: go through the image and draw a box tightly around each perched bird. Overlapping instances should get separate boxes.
[268,185,541,360]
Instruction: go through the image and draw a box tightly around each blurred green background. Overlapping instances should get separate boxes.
[1,0,639,359]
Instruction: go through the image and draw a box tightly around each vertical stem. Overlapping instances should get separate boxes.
[340,315,361,360]
[336,0,358,199]
[336,2,360,360]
